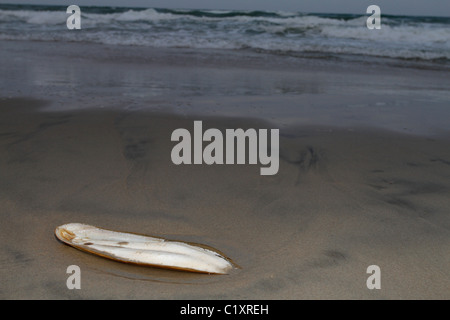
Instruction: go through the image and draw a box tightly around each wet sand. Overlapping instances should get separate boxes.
[0,97,449,299]
[0,40,449,299]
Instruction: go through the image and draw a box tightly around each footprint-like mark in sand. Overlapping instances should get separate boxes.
[123,139,151,161]
[281,146,321,169]
[281,145,325,185]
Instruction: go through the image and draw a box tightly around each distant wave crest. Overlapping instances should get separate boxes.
[0,5,449,62]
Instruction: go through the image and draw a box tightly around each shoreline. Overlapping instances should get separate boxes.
[1,39,449,137]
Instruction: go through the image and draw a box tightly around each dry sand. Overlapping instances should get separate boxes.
[0,97,449,299]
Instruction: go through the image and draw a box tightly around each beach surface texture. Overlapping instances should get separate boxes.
[0,5,449,299]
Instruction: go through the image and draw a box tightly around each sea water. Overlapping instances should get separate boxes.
[0,4,449,63]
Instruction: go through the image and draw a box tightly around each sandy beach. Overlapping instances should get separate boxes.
[1,39,449,299]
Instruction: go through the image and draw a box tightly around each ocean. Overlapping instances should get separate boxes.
[0,4,449,63]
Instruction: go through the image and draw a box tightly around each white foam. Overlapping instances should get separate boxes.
[0,9,65,24]
[1,7,448,61]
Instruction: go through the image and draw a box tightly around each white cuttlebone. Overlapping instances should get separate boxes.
[55,223,234,274]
